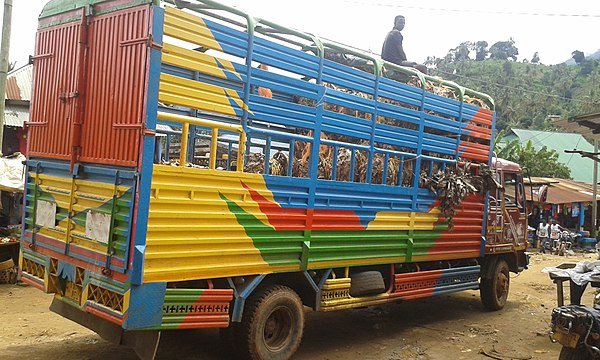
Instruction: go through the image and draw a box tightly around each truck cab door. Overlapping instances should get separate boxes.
[500,172,527,248]
[486,171,527,249]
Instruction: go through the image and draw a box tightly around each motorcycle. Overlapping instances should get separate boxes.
[552,230,580,256]
[551,304,600,359]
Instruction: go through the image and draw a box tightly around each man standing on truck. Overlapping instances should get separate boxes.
[381,15,427,73]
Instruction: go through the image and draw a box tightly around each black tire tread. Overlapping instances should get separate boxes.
[559,345,593,360]
[237,285,304,360]
[350,271,386,297]
[480,259,510,311]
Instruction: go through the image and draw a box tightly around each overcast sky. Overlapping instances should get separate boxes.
[5,0,600,69]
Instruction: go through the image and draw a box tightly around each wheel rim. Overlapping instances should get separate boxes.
[263,305,293,351]
[496,269,509,301]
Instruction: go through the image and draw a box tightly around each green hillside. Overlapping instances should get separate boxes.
[426,42,600,132]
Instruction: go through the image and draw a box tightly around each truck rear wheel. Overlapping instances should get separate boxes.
[237,285,304,360]
[480,259,510,311]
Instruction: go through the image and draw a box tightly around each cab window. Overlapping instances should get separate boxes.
[503,172,524,211]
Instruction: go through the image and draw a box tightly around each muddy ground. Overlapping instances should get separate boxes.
[1,252,597,360]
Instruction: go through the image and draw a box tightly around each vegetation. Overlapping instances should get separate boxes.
[494,131,572,179]
[425,40,600,132]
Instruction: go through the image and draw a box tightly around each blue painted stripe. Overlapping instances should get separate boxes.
[125,282,167,329]
[253,38,320,79]
[130,5,164,285]
[321,113,373,141]
[321,58,376,94]
[265,175,435,213]
[249,95,317,130]
[202,18,248,58]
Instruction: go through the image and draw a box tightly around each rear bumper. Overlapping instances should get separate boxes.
[20,248,131,326]
[50,298,161,360]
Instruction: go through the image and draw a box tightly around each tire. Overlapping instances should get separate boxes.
[349,271,386,297]
[480,259,510,311]
[237,285,304,360]
[559,346,594,360]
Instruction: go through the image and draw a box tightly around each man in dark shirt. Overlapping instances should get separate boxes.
[382,15,427,73]
[382,15,407,65]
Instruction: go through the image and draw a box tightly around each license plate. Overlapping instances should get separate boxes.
[552,330,579,348]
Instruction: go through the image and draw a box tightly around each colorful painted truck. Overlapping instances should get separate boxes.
[20,0,529,359]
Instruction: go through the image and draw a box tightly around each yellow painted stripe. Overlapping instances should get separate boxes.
[30,173,130,249]
[216,58,241,80]
[144,166,279,282]
[367,208,440,231]
[309,256,407,269]
[164,7,222,51]
[162,43,242,81]
[159,73,238,116]
[320,295,392,311]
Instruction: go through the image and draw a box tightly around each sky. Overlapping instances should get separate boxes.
[3,0,600,69]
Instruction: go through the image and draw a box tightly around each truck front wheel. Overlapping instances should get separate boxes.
[237,285,304,360]
[480,259,510,311]
[559,346,594,360]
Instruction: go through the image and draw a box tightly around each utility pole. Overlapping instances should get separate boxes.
[594,139,599,237]
[0,0,13,156]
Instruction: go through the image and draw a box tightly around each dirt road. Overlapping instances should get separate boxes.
[1,252,597,360]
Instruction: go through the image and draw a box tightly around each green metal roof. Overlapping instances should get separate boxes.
[505,128,600,184]
[40,0,157,19]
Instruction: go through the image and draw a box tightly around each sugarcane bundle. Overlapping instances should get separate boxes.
[269,151,288,176]
[408,78,458,101]
[401,158,415,186]
[419,164,473,230]
[244,153,266,174]
[464,95,490,109]
[335,148,352,181]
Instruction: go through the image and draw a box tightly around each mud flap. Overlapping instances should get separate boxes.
[50,298,161,360]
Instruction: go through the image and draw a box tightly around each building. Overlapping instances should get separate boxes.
[526,177,600,232]
[2,64,32,156]
[502,128,600,184]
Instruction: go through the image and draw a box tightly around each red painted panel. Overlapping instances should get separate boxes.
[29,5,150,167]
[427,195,484,257]
[80,6,150,167]
[29,21,81,160]
[241,182,366,231]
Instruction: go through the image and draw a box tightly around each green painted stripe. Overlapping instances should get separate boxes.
[220,193,450,268]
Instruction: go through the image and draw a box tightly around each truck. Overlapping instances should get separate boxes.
[19,0,529,359]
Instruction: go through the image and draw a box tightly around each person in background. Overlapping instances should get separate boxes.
[549,219,561,250]
[537,219,549,253]
[257,64,273,99]
[381,15,427,73]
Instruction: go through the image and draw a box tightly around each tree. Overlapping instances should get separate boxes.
[531,52,540,64]
[489,38,519,61]
[475,41,489,61]
[572,50,585,64]
[495,139,571,179]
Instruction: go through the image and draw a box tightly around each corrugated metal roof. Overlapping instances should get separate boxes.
[525,177,600,204]
[556,112,600,142]
[6,64,32,101]
[4,105,28,128]
[505,128,600,184]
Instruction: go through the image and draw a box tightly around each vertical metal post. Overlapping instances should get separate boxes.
[593,140,598,236]
[179,123,189,167]
[0,0,13,155]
